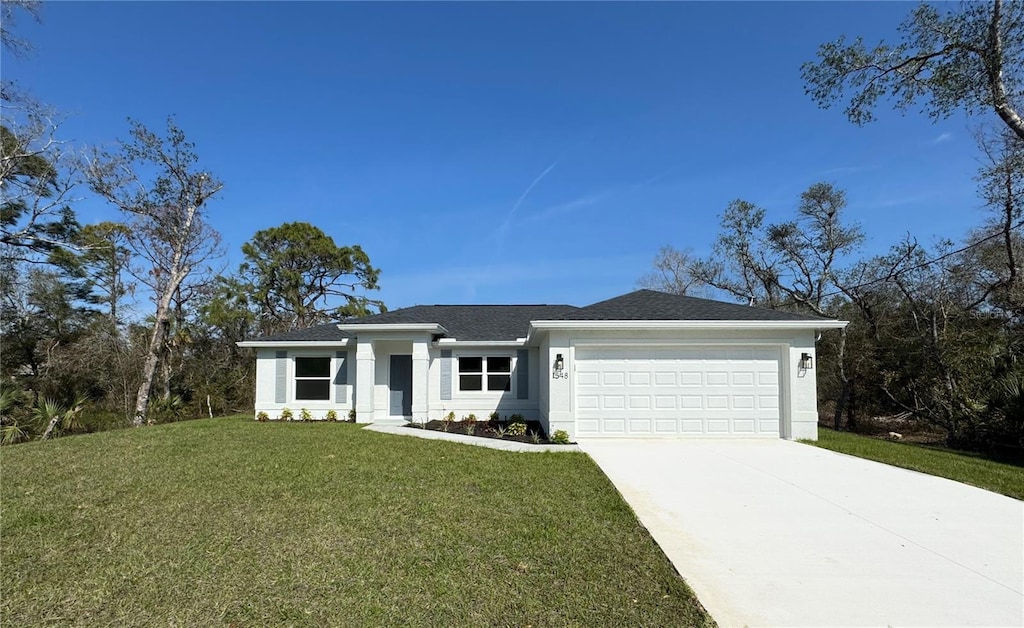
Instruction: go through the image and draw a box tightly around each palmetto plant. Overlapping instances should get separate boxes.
[35,394,90,441]
[0,386,29,445]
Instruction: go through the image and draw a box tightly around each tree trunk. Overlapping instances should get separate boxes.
[132,281,179,426]
[39,412,62,440]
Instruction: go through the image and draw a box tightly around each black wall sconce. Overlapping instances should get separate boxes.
[800,352,814,370]
[553,353,565,374]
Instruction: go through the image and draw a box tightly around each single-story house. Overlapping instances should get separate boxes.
[237,289,847,440]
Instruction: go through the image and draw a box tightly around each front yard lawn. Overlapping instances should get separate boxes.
[807,428,1024,500]
[1,417,713,626]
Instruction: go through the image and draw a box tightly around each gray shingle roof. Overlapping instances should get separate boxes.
[554,289,828,322]
[342,305,579,341]
[257,323,351,342]
[249,290,831,343]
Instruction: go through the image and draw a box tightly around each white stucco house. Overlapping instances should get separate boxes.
[238,290,847,440]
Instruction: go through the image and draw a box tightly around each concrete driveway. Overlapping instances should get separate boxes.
[579,438,1023,627]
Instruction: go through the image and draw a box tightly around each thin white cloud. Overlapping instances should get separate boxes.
[932,132,953,145]
[525,191,612,223]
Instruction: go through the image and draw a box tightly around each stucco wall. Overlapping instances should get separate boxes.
[253,347,354,420]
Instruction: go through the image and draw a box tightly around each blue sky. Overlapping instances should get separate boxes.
[6,1,988,309]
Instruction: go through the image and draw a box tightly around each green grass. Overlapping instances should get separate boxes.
[1,417,713,626]
[806,428,1024,500]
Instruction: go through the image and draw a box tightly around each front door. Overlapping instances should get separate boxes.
[389,354,413,417]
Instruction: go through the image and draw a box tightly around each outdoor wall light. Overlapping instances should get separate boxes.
[800,352,814,370]
[554,353,565,373]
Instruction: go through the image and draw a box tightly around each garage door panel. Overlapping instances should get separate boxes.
[733,419,756,433]
[706,395,729,409]
[654,371,676,386]
[705,372,730,386]
[759,394,779,409]
[680,372,702,385]
[628,395,651,409]
[575,345,781,437]
[655,395,677,409]
[603,418,626,433]
[707,419,730,433]
[758,371,779,386]
[731,371,755,386]
[629,418,652,433]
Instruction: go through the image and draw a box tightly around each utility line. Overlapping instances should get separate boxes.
[816,219,1024,299]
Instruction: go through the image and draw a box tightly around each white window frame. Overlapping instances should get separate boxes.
[456,353,515,395]
[292,354,334,402]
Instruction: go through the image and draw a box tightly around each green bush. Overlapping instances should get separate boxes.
[509,413,525,423]
[279,408,293,421]
[489,411,500,421]
[300,408,313,422]
[256,411,269,422]
[443,411,456,423]
[464,413,477,426]
[551,430,570,445]
[529,430,542,444]
[348,408,357,422]
[325,410,338,422]
[507,421,527,436]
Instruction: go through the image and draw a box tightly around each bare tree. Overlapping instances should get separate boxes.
[974,125,1024,314]
[86,118,222,426]
[637,246,708,296]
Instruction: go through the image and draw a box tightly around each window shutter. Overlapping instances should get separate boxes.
[440,349,452,401]
[335,350,349,401]
[517,349,529,399]
[275,351,287,403]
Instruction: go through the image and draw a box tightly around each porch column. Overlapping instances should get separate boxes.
[411,338,429,418]
[547,331,574,438]
[355,338,375,420]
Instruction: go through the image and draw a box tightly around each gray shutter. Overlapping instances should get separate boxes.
[517,349,529,399]
[274,351,287,403]
[334,350,349,401]
[440,349,452,401]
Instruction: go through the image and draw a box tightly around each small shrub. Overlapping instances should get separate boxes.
[325,410,338,421]
[494,425,508,438]
[256,411,269,423]
[528,430,542,444]
[348,408,357,422]
[444,411,456,423]
[300,408,313,422]
[463,413,477,427]
[551,430,570,444]
[279,408,293,421]
[489,411,500,422]
[507,421,527,436]
[509,413,525,423]
[465,424,476,436]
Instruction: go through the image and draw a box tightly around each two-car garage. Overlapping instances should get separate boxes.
[573,346,783,438]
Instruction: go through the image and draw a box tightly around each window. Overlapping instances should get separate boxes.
[459,356,512,392]
[295,357,331,400]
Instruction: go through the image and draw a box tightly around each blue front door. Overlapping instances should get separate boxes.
[389,355,413,417]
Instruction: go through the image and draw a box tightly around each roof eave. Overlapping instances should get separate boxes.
[334,323,450,335]
[528,319,849,335]
[236,339,353,348]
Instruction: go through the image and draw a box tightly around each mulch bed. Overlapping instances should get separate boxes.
[405,419,571,445]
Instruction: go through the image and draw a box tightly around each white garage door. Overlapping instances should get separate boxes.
[575,346,781,437]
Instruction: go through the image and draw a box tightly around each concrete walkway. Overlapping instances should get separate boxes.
[579,438,1023,628]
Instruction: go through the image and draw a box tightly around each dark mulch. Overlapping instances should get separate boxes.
[406,419,573,445]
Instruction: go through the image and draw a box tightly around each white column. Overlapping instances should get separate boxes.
[355,338,375,421]
[787,331,819,441]
[546,331,574,438]
[412,338,429,418]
